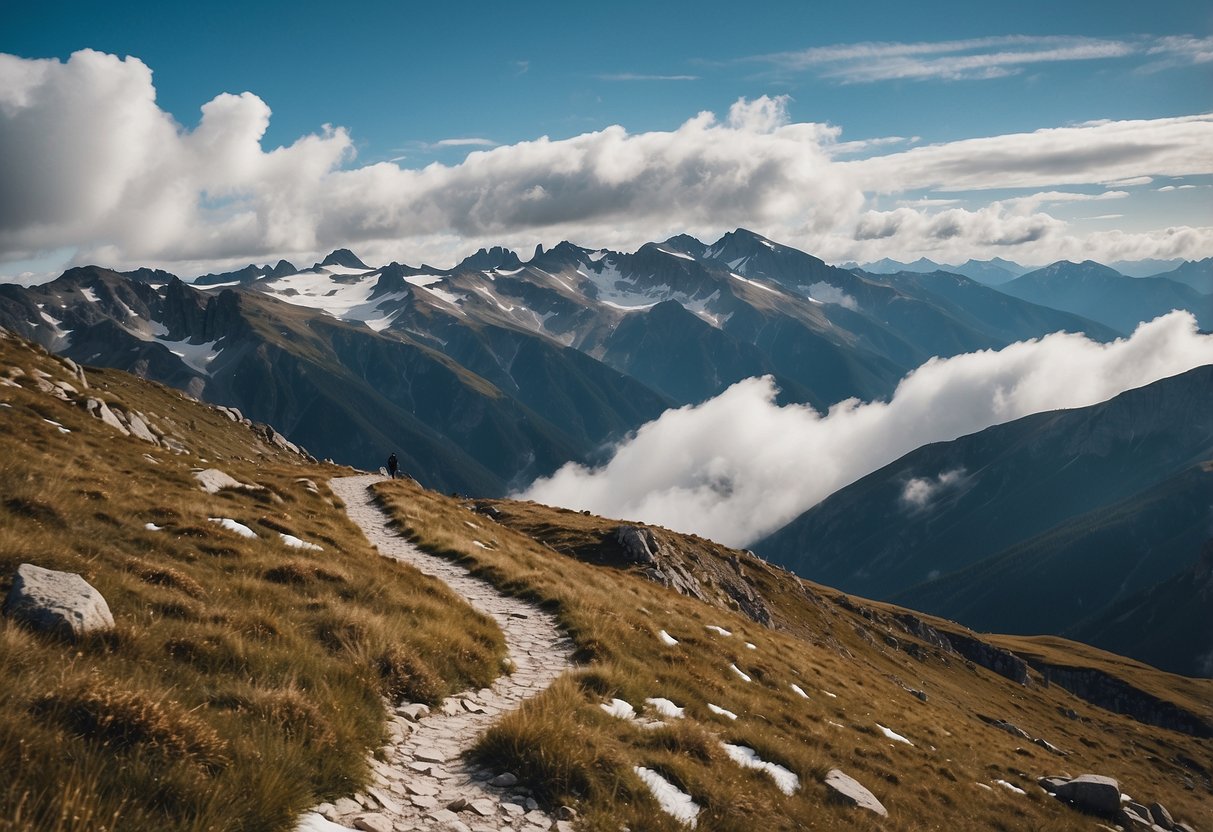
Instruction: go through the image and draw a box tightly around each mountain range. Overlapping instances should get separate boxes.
[1,230,1209,679]
[0,230,1124,493]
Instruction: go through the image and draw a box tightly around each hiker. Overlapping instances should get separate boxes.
[387,452,399,479]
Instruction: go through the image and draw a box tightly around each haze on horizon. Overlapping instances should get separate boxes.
[1,0,1210,282]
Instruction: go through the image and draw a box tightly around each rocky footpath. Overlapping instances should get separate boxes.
[295,476,576,832]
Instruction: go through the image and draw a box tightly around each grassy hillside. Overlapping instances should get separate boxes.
[375,483,1213,831]
[0,331,505,831]
[1,326,1210,831]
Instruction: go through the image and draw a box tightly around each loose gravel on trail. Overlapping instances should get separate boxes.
[296,475,577,832]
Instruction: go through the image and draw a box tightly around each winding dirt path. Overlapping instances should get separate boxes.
[297,475,576,832]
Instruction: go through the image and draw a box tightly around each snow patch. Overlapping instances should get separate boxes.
[280,533,322,551]
[658,629,679,646]
[154,337,221,375]
[208,518,257,539]
[875,723,913,746]
[42,418,70,433]
[600,698,636,720]
[730,664,752,683]
[706,703,737,720]
[633,767,699,827]
[144,523,163,532]
[645,698,685,719]
[994,779,1025,795]
[790,684,809,699]
[705,625,732,637]
[721,743,799,795]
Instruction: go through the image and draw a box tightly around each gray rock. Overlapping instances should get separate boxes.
[192,468,254,494]
[1148,802,1174,829]
[1054,774,1121,815]
[1038,775,1069,793]
[351,814,392,832]
[124,411,159,445]
[82,397,129,435]
[396,703,430,722]
[3,563,114,639]
[332,796,361,816]
[1118,804,1154,829]
[615,525,658,564]
[489,772,518,788]
[823,768,887,817]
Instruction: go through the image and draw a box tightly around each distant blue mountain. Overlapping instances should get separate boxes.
[998,260,1211,334]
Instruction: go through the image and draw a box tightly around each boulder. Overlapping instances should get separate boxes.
[3,563,114,639]
[1148,802,1175,829]
[615,525,658,564]
[823,768,887,817]
[1054,774,1121,816]
[124,411,159,445]
[82,397,129,435]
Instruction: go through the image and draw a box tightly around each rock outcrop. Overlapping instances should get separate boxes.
[3,563,114,639]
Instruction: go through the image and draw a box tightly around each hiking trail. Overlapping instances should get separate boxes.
[297,474,576,832]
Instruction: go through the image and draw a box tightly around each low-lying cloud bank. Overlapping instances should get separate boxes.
[518,312,1213,547]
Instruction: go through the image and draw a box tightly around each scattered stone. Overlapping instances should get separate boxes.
[1038,776,1069,793]
[3,563,114,639]
[333,797,362,816]
[82,397,128,435]
[396,703,430,722]
[1054,774,1122,816]
[1148,802,1174,828]
[193,467,256,494]
[824,768,887,817]
[489,772,518,788]
[367,787,400,814]
[467,798,495,817]
[445,796,468,811]
[556,806,577,820]
[351,814,392,832]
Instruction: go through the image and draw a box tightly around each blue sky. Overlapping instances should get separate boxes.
[1,0,1210,277]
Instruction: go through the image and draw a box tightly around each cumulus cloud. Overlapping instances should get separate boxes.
[900,469,967,512]
[518,312,1213,547]
[0,49,1211,275]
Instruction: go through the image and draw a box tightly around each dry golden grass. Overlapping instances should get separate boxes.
[375,480,1213,831]
[0,335,506,831]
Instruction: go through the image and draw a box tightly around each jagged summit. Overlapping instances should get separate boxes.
[454,246,523,272]
[317,248,370,270]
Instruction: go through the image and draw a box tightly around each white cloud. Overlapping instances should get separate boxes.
[518,312,1213,547]
[900,469,967,511]
[0,49,1210,275]
[841,115,1213,193]
[806,281,857,309]
[596,73,699,82]
[432,137,498,148]
[755,35,1135,83]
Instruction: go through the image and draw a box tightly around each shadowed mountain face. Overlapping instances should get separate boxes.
[998,260,1212,334]
[754,365,1213,673]
[1068,540,1213,678]
[0,234,1123,496]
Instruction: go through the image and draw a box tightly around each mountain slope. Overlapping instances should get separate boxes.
[1068,540,1213,678]
[0,326,1209,831]
[754,366,1213,664]
[999,260,1211,334]
[1150,257,1213,294]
